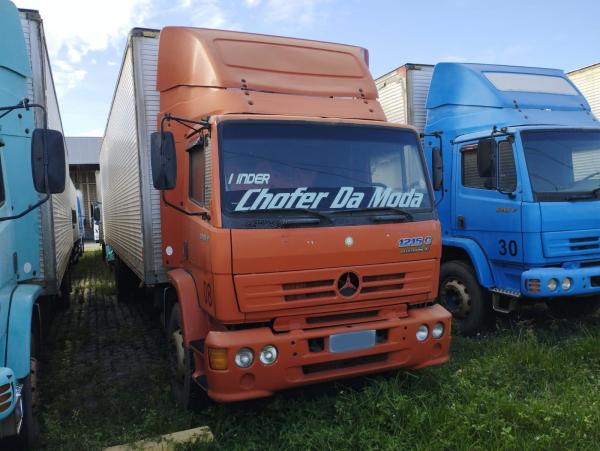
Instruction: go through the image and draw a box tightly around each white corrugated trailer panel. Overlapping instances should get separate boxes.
[568,63,600,119]
[100,30,165,284]
[20,10,73,294]
[375,64,434,133]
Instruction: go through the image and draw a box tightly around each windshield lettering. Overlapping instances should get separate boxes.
[234,186,424,212]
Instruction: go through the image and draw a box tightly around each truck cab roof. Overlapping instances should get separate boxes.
[425,62,599,136]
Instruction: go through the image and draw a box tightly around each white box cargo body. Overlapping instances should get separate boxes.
[375,63,434,133]
[568,63,600,119]
[20,9,74,294]
[99,28,165,284]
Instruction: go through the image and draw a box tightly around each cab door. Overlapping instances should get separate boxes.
[451,138,523,291]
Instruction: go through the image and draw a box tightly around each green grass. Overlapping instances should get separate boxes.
[38,250,600,450]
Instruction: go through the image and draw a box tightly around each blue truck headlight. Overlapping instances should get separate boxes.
[547,278,558,291]
[561,278,572,291]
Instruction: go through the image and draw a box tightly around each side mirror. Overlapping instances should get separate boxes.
[477,138,496,178]
[150,131,177,190]
[432,147,443,191]
[93,205,101,222]
[31,128,66,194]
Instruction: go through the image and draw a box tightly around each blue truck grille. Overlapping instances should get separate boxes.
[542,230,600,258]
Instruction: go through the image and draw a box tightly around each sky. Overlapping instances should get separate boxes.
[13,0,600,137]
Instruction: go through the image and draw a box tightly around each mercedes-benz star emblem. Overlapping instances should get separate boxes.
[337,271,360,298]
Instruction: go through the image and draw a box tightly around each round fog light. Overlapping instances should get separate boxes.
[547,278,558,292]
[234,348,254,368]
[416,324,429,342]
[432,322,444,339]
[562,277,572,291]
[259,345,278,365]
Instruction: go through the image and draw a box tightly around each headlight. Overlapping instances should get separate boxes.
[561,277,572,291]
[234,348,254,368]
[547,278,558,291]
[416,325,429,342]
[432,322,444,339]
[259,345,278,365]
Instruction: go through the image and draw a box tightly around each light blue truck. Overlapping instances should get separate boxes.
[377,63,600,335]
[0,1,72,446]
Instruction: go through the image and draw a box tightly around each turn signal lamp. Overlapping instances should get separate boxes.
[208,347,228,370]
[526,279,541,293]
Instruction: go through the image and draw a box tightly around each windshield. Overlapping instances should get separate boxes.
[521,130,600,201]
[218,121,433,228]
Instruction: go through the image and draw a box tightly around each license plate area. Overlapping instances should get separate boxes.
[329,329,376,353]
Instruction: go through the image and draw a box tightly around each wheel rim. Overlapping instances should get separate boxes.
[170,327,186,390]
[441,278,472,319]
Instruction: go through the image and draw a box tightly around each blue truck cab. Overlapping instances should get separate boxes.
[377,62,600,334]
[425,63,600,333]
[0,0,67,445]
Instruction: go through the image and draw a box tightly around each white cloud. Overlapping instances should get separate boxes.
[245,0,261,7]
[179,0,232,29]
[14,0,152,93]
[260,0,327,26]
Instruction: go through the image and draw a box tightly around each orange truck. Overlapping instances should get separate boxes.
[99,27,451,406]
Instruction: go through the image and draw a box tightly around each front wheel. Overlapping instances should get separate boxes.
[167,304,208,410]
[439,260,494,336]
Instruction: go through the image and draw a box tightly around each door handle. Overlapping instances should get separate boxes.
[457,216,465,229]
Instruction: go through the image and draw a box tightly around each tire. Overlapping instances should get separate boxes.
[547,297,600,317]
[167,304,208,410]
[439,260,494,336]
[115,258,139,303]
[16,329,40,449]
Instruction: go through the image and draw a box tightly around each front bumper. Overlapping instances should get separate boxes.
[203,304,451,402]
[521,266,600,298]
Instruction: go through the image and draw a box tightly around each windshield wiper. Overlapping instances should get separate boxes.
[231,208,333,224]
[326,206,414,221]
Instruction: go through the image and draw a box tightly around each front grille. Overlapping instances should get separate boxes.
[569,236,599,251]
[360,272,405,295]
[303,353,388,375]
[283,279,335,301]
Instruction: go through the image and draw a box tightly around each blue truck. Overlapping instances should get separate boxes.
[377,63,600,335]
[0,1,71,445]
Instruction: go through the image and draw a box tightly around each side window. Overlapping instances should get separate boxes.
[0,156,5,206]
[461,145,496,190]
[498,140,517,192]
[189,144,206,205]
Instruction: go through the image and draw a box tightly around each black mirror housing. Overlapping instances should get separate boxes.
[31,128,66,194]
[151,131,177,190]
[432,147,443,191]
[477,138,496,178]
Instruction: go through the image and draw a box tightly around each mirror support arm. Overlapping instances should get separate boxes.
[0,99,52,222]
[158,113,210,220]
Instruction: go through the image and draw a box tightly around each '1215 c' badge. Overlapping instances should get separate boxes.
[398,236,432,254]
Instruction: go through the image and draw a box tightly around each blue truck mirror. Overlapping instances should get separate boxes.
[477,138,496,178]
[432,147,443,190]
[150,131,177,190]
[31,128,66,194]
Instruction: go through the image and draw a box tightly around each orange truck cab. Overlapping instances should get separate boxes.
[101,27,450,406]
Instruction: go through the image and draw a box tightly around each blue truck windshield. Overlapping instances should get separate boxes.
[521,130,600,201]
[218,121,433,227]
